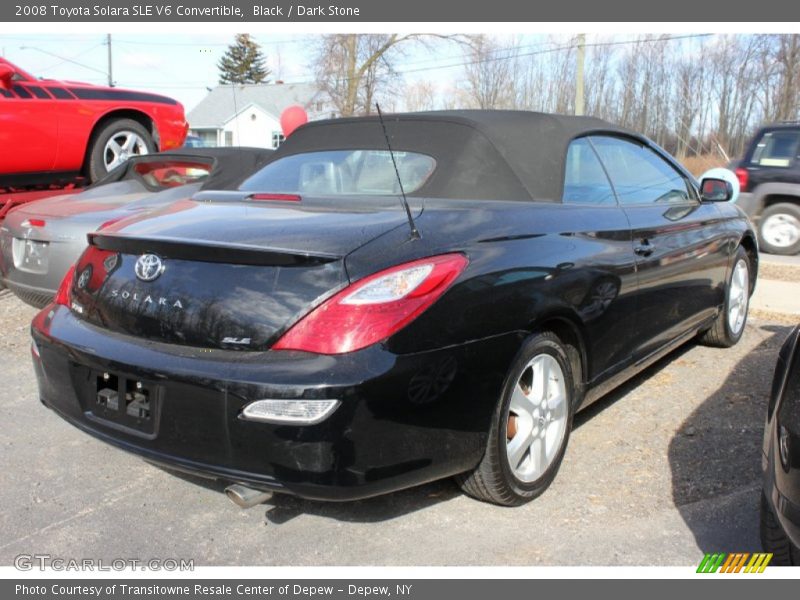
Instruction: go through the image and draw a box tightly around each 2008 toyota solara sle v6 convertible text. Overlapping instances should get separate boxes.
[31,111,758,507]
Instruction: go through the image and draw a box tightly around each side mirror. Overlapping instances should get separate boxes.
[700,177,734,202]
[0,63,15,90]
[698,167,739,203]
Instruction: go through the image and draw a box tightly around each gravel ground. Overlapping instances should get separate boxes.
[0,292,792,566]
[759,262,800,283]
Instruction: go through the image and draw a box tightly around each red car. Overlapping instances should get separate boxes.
[0,58,188,187]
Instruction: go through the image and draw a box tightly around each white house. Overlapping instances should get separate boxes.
[187,83,334,149]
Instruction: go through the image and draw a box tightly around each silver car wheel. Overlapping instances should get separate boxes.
[104,131,149,171]
[506,353,568,483]
[727,258,749,336]
[761,213,800,249]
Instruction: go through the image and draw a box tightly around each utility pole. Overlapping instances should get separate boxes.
[106,34,113,87]
[575,33,585,116]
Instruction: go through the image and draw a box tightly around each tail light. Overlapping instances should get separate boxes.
[54,265,76,307]
[273,253,469,354]
[735,167,749,192]
[248,193,301,202]
[22,218,46,228]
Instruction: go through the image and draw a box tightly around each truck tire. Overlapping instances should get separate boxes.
[758,202,800,256]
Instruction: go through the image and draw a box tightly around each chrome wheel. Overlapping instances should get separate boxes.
[761,213,800,249]
[103,131,149,171]
[506,354,568,483]
[727,258,749,336]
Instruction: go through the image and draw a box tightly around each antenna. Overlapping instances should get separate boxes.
[375,103,420,240]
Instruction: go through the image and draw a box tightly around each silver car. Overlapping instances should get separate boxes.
[0,147,272,307]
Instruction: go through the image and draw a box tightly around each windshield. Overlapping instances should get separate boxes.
[239,150,436,196]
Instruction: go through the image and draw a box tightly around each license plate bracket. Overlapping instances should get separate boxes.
[88,370,161,438]
[12,238,49,274]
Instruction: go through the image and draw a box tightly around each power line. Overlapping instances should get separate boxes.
[18,45,108,77]
[112,36,309,48]
[98,34,717,95]
[35,43,104,74]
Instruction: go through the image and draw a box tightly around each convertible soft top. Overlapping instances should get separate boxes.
[278,110,635,202]
[93,146,274,192]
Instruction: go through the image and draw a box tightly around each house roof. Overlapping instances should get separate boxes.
[187,83,320,129]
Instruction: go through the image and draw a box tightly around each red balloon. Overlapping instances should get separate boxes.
[280,105,308,137]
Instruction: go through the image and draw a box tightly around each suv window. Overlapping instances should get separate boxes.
[590,136,693,205]
[562,137,616,205]
[750,130,800,168]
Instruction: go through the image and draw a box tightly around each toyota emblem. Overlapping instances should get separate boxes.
[77,266,92,289]
[134,254,164,282]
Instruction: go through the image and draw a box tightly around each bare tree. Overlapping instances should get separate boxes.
[772,34,800,121]
[404,80,438,111]
[312,34,465,116]
[308,33,799,162]
[462,35,516,109]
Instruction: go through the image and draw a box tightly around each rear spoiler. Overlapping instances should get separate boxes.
[87,233,340,267]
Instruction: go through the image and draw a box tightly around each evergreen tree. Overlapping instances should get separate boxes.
[218,34,270,85]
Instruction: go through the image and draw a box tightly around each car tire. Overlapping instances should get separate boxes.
[758,203,800,256]
[760,492,800,565]
[456,331,575,506]
[699,246,750,348]
[87,118,155,182]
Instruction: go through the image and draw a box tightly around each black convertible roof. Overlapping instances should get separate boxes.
[276,110,636,202]
[93,146,274,192]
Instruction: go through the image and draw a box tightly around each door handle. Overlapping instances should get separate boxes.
[634,240,654,257]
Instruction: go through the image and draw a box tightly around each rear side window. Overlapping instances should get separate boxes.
[239,150,436,196]
[590,136,693,205]
[562,138,616,205]
[750,130,800,168]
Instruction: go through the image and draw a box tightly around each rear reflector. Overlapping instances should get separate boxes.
[248,193,301,202]
[241,399,341,425]
[22,218,46,228]
[54,265,76,307]
[273,253,468,354]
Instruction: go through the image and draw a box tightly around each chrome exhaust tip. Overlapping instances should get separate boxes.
[224,484,273,509]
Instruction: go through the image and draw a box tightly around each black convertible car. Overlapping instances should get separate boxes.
[761,325,800,564]
[31,111,757,507]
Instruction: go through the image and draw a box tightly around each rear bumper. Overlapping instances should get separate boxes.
[0,230,79,307]
[32,305,517,501]
[763,372,800,547]
[763,451,800,548]
[3,278,54,308]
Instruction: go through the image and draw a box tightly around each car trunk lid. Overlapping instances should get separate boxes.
[69,195,419,350]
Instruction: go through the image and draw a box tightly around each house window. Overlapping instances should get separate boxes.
[272,131,285,149]
[224,131,233,147]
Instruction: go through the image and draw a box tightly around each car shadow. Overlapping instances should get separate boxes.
[152,463,461,524]
[667,324,793,553]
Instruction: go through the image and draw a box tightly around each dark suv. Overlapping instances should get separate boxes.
[735,123,800,255]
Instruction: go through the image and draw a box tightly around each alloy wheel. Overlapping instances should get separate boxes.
[727,258,749,336]
[506,354,568,483]
[103,131,149,171]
